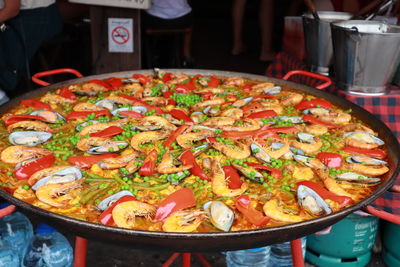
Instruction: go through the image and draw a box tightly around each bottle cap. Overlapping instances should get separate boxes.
[36,224,57,235]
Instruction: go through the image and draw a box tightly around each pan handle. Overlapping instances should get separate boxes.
[0,204,16,218]
[282,70,332,90]
[32,68,83,87]
[365,205,400,225]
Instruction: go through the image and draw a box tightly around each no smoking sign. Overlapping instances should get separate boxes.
[108,18,133,53]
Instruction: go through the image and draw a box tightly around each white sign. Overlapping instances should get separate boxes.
[108,18,133,53]
[69,0,151,9]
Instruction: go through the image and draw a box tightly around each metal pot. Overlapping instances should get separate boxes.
[0,69,399,252]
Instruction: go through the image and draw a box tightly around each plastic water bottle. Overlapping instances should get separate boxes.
[225,246,271,267]
[0,209,34,262]
[270,237,307,267]
[23,224,73,267]
[0,239,20,267]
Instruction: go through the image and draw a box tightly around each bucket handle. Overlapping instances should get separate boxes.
[364,205,400,225]
[283,70,332,90]
[32,68,83,87]
[0,205,16,218]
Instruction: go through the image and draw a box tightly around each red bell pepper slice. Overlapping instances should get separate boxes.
[68,153,119,168]
[162,91,177,105]
[235,195,270,226]
[267,126,298,134]
[138,149,158,176]
[180,150,210,181]
[154,188,196,221]
[244,162,282,178]
[176,82,196,93]
[162,72,172,83]
[316,152,342,169]
[242,83,253,91]
[90,126,124,138]
[89,79,114,91]
[297,180,353,207]
[119,94,164,114]
[104,77,123,90]
[20,99,51,111]
[295,99,334,110]
[170,109,193,123]
[132,74,150,85]
[302,115,336,128]
[247,110,277,119]
[99,195,137,225]
[14,154,55,180]
[66,110,111,121]
[119,110,145,119]
[163,124,190,149]
[208,76,220,88]
[221,126,277,140]
[342,146,387,159]
[3,114,46,126]
[222,165,243,189]
[226,94,238,101]
[253,94,276,100]
[59,87,77,100]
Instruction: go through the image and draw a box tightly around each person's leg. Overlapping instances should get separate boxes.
[232,0,247,55]
[259,0,275,61]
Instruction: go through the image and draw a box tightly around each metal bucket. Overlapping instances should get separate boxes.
[331,20,400,95]
[393,65,400,86]
[302,12,352,75]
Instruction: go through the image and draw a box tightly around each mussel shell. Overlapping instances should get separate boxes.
[95,100,118,111]
[97,190,133,211]
[297,132,316,144]
[264,86,281,95]
[31,167,83,191]
[30,110,65,123]
[203,201,234,232]
[293,155,314,167]
[111,106,148,118]
[302,108,330,115]
[233,96,253,107]
[192,125,218,132]
[297,185,332,216]
[167,171,189,185]
[203,106,221,116]
[335,172,381,185]
[192,144,210,157]
[343,131,385,146]
[251,143,271,163]
[231,162,264,183]
[190,111,205,123]
[76,120,99,132]
[131,125,162,131]
[87,141,128,154]
[276,116,303,124]
[346,155,388,165]
[9,131,52,146]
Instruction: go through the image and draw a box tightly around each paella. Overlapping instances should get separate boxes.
[0,70,390,233]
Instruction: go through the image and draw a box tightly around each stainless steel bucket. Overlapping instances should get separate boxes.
[331,21,400,95]
[393,66,400,87]
[302,12,352,75]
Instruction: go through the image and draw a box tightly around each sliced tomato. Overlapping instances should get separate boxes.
[163,124,190,149]
[247,110,277,119]
[169,109,193,123]
[180,150,210,181]
[208,76,220,88]
[295,99,334,110]
[90,126,124,138]
[316,152,342,169]
[342,146,387,159]
[132,74,150,85]
[66,110,111,121]
[3,114,46,126]
[138,149,157,176]
[14,154,55,180]
[154,188,196,221]
[302,115,336,128]
[20,99,51,111]
[59,87,77,100]
[235,195,270,226]
[244,162,282,178]
[68,153,119,168]
[222,165,243,189]
[297,180,353,207]
[99,195,137,225]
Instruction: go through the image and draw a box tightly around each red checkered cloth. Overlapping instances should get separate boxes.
[266,52,400,215]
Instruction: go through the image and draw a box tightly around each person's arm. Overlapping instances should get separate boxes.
[0,0,21,22]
